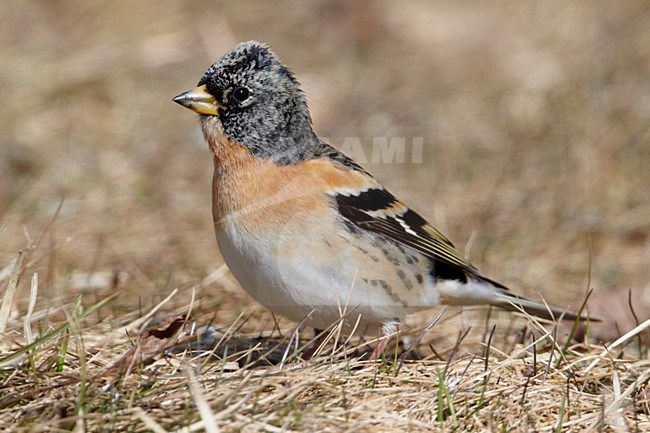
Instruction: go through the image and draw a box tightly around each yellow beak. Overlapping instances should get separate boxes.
[172,84,223,115]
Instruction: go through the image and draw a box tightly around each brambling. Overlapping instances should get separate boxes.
[173,41,590,348]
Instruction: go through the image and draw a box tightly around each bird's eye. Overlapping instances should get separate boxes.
[232,87,250,103]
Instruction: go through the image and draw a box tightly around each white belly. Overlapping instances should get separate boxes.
[215,214,439,334]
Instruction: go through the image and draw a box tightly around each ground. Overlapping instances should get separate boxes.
[0,1,649,431]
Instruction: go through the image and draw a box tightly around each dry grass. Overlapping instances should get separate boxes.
[0,288,649,432]
[1,0,649,431]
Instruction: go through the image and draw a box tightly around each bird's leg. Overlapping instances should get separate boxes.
[302,328,325,360]
[368,337,389,361]
[368,320,400,361]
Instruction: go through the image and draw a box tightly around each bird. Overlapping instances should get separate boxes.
[173,41,592,356]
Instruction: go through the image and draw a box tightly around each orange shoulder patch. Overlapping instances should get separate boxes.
[302,158,381,196]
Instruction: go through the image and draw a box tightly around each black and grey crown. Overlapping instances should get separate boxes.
[198,41,319,163]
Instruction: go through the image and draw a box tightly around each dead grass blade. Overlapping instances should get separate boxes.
[134,407,170,433]
[0,294,116,368]
[584,318,650,374]
[22,272,38,345]
[0,250,24,338]
[184,366,220,433]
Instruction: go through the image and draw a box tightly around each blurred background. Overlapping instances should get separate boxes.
[1,0,648,344]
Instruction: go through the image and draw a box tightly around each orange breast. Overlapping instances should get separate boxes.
[205,123,327,234]
[203,118,380,235]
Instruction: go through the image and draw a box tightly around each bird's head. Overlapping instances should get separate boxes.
[173,41,318,164]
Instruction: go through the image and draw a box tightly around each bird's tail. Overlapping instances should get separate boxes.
[437,278,597,322]
[490,288,592,322]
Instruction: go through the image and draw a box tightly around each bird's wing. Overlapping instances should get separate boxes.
[304,143,602,322]
[305,142,483,282]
